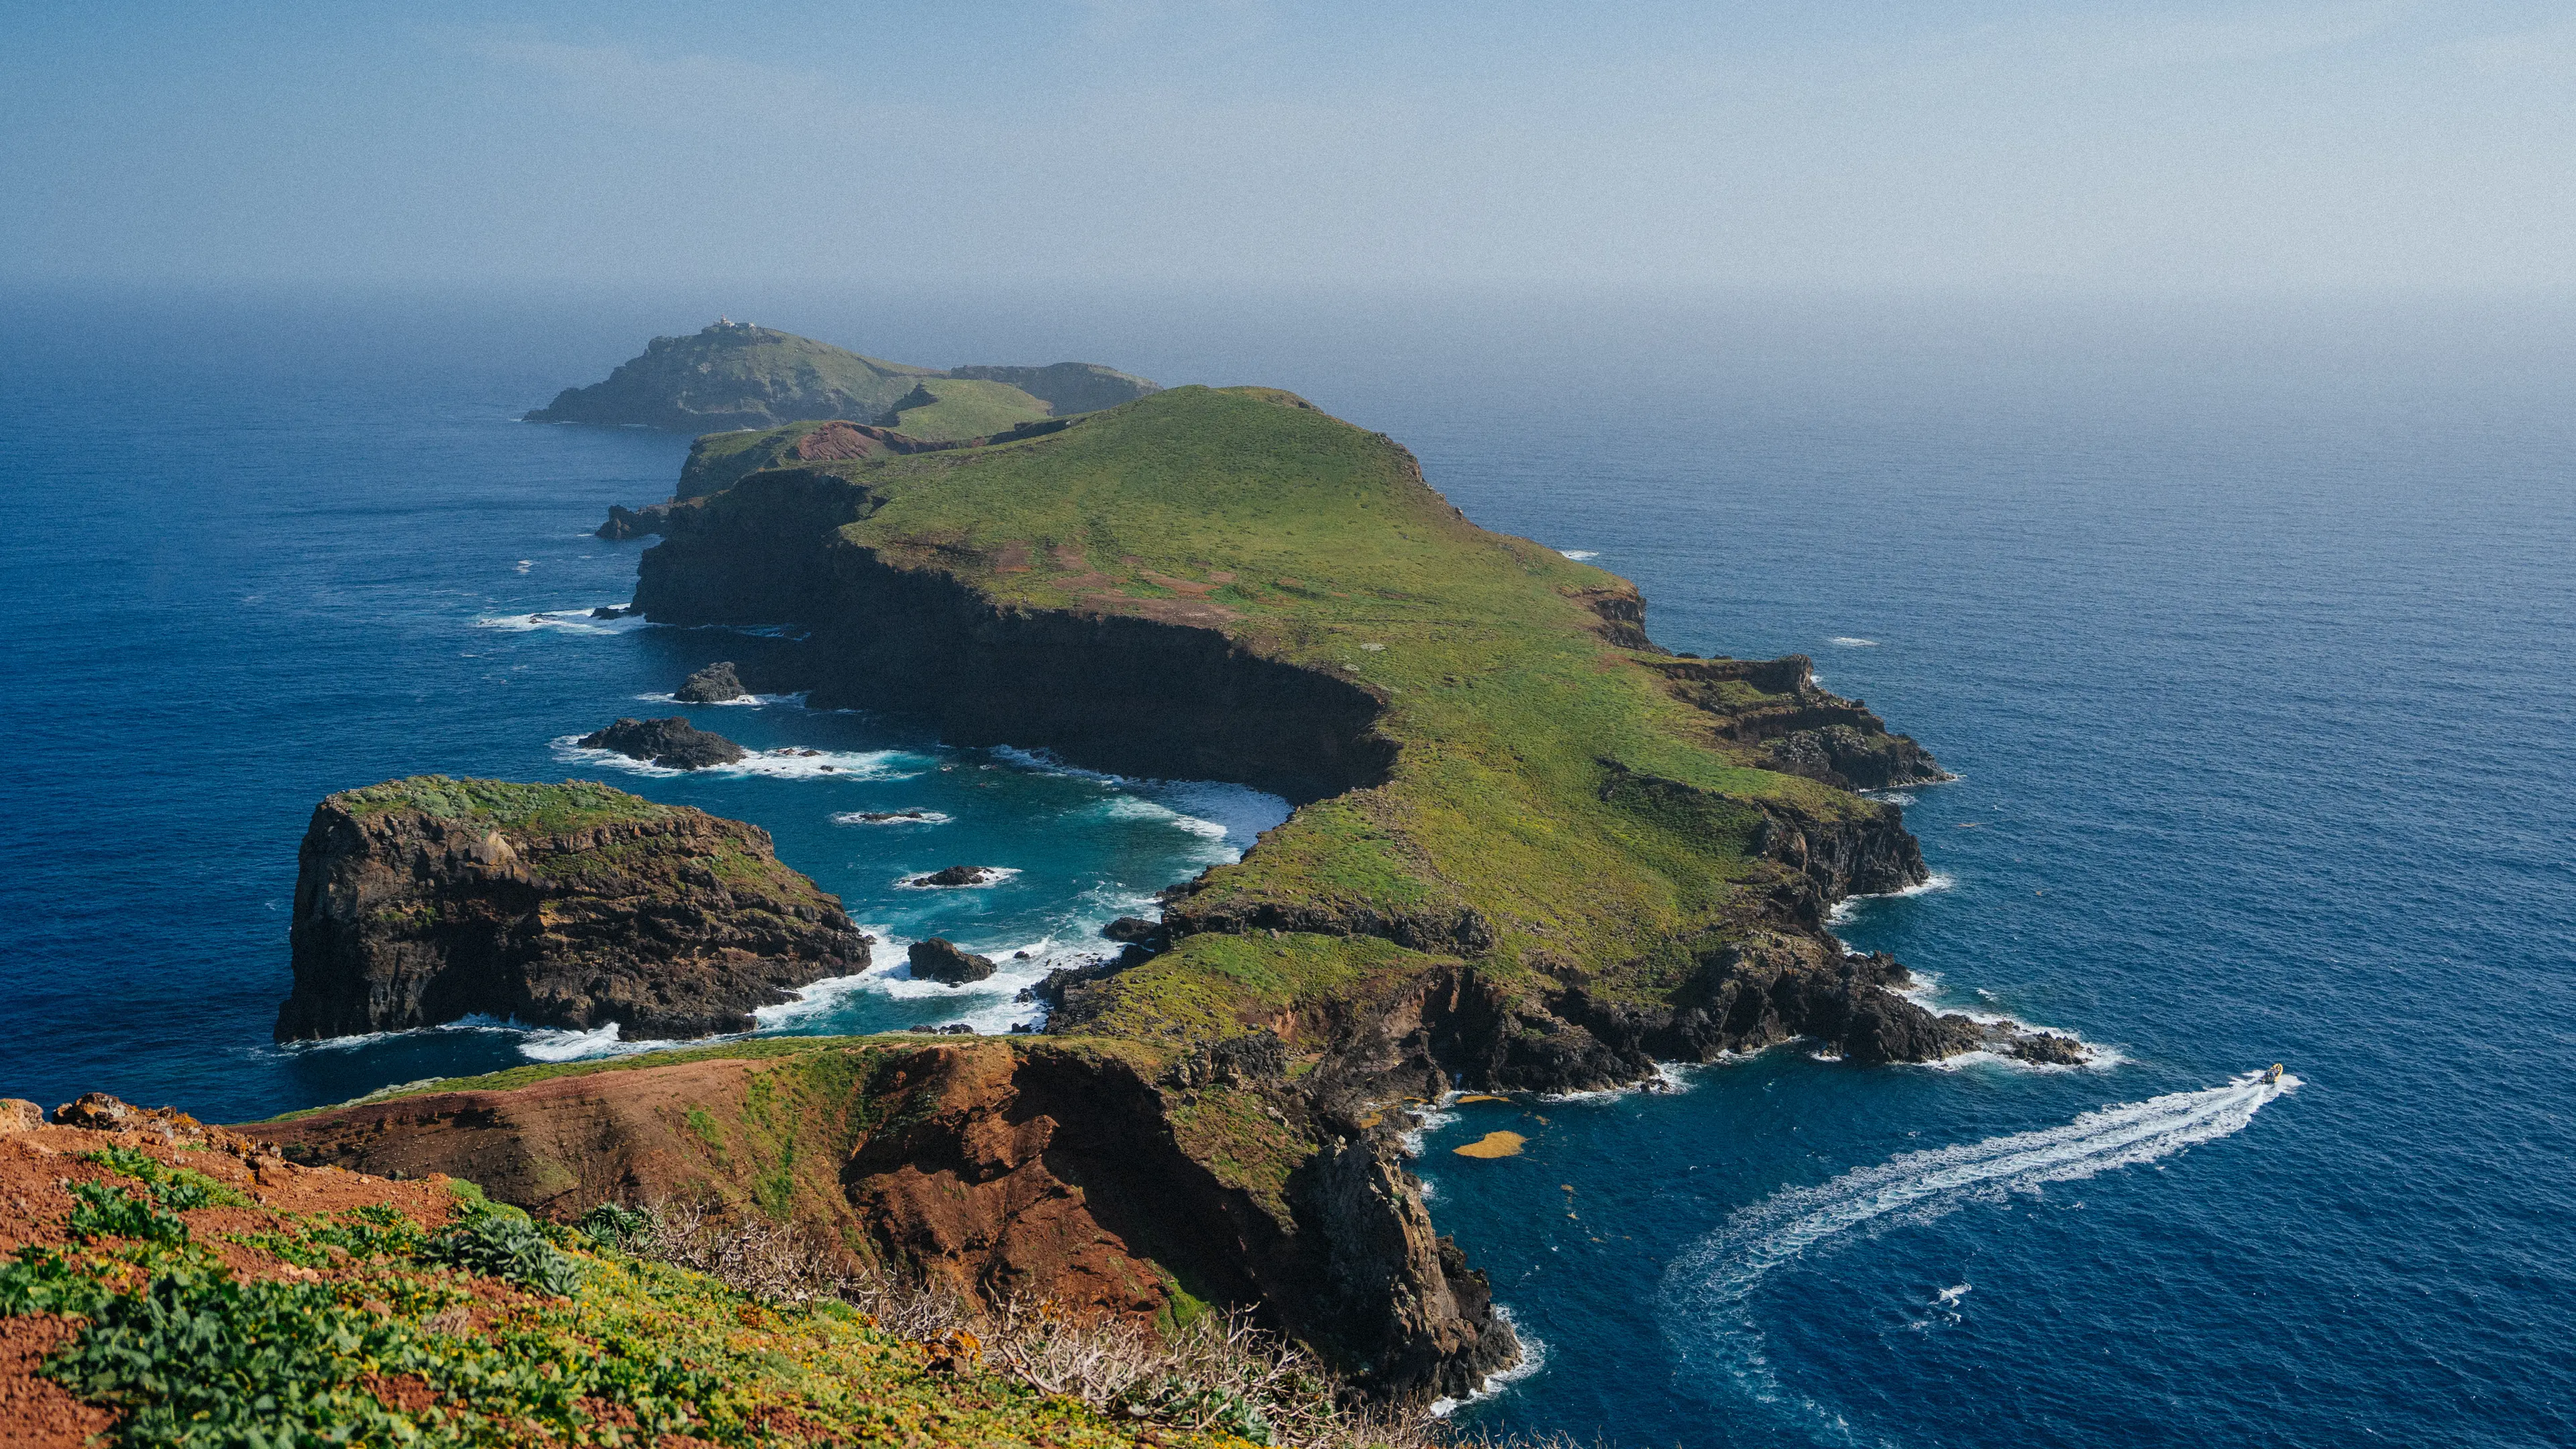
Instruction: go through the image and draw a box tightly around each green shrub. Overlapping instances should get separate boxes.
[423,1203,583,1297]
[79,1145,250,1212]
[67,1182,189,1244]
[578,1202,651,1245]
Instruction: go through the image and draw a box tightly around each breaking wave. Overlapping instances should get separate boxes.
[551,737,918,780]
[1660,1071,2298,1442]
[474,606,651,635]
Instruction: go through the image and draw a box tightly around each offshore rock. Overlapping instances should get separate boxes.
[908,937,997,985]
[675,661,747,702]
[906,865,1004,888]
[273,776,868,1041]
[596,502,670,540]
[578,716,746,770]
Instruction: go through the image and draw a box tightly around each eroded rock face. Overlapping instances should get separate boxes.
[674,661,746,702]
[577,716,746,770]
[908,937,996,985]
[250,1038,1513,1406]
[274,778,868,1041]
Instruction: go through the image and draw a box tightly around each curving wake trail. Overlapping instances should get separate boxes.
[1660,1071,2298,1444]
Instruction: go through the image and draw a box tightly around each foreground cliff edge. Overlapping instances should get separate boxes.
[0,1094,1388,1448]
[264,384,2080,1409]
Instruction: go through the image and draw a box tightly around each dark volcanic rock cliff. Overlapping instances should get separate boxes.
[634,468,1395,804]
[274,777,868,1042]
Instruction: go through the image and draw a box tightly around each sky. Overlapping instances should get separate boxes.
[5,1,2574,294]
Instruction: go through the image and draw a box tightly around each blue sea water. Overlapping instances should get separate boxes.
[3,289,2571,1447]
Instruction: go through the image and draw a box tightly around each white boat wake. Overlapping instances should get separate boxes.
[1660,1070,2298,1443]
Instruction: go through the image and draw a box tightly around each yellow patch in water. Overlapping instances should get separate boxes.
[1452,1130,1527,1159]
[1455,1094,1509,1104]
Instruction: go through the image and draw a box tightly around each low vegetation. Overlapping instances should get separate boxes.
[2,1130,1561,1447]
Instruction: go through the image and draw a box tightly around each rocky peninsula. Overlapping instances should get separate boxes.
[258,384,2078,1407]
[273,776,869,1041]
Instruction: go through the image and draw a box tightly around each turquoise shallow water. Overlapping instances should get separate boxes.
[3,290,2571,1446]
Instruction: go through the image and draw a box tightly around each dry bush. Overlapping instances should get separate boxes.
[594,1199,1574,1449]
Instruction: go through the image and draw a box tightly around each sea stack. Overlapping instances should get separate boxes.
[675,661,747,702]
[274,776,869,1041]
[577,716,745,769]
[907,937,997,985]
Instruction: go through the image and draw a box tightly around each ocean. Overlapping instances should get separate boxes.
[3,288,2571,1446]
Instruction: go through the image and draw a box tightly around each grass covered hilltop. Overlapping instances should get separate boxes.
[633,384,2026,1080]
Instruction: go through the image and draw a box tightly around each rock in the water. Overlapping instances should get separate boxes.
[274,775,869,1041]
[906,865,1003,888]
[909,937,997,984]
[2006,1032,2088,1065]
[596,502,669,540]
[578,716,746,770]
[1101,916,1161,943]
[676,661,746,702]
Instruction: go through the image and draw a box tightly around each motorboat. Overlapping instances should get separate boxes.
[2261,1063,2285,1085]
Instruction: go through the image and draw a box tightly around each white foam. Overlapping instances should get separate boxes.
[1825,872,1953,926]
[271,1013,708,1067]
[1661,1072,2296,1433]
[1397,1106,1461,1158]
[475,606,651,635]
[1827,636,1878,647]
[1556,549,1601,561]
[631,691,806,708]
[551,737,918,781]
[831,810,953,826]
[1429,1304,1548,1417]
[755,924,1122,1035]
[987,744,1122,782]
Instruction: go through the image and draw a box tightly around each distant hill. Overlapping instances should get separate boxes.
[875,376,1052,441]
[525,321,1159,431]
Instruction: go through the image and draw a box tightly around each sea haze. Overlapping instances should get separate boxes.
[1,288,2571,1448]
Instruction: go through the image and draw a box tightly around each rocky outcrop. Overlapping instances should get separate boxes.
[1644,655,1949,790]
[273,777,869,1041]
[908,938,996,985]
[577,716,746,769]
[675,661,746,702]
[596,502,669,540]
[905,865,1005,888]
